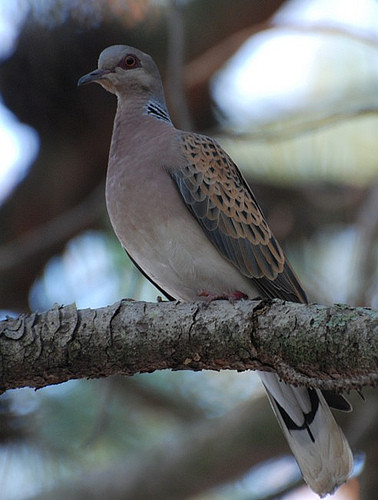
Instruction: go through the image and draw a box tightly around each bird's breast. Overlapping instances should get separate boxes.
[105,137,258,301]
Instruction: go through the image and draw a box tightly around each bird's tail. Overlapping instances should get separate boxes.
[259,372,353,497]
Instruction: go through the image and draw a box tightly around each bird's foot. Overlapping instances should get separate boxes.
[198,289,248,305]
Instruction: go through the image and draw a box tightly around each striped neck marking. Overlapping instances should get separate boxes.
[145,100,171,122]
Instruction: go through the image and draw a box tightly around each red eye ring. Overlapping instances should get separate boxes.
[124,55,137,68]
[118,54,140,70]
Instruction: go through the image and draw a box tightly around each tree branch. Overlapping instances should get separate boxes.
[0,299,376,394]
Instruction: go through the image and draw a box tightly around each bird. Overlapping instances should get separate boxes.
[78,45,353,497]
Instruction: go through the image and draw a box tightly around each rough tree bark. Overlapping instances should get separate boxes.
[0,299,376,394]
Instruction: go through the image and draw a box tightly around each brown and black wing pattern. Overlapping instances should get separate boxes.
[170,132,307,303]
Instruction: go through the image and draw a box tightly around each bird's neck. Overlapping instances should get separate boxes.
[113,94,173,138]
[109,94,175,168]
[145,98,171,123]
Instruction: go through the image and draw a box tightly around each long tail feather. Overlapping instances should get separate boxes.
[259,372,353,497]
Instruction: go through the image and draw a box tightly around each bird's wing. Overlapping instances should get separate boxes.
[169,132,307,303]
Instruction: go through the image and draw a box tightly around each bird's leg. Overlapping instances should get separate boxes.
[197,289,248,305]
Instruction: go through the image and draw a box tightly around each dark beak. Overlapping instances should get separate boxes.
[77,68,112,86]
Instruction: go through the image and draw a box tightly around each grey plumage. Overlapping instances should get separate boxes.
[78,45,353,496]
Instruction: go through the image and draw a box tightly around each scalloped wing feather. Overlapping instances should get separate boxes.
[170,132,307,303]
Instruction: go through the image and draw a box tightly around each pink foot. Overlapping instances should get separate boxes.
[198,289,248,305]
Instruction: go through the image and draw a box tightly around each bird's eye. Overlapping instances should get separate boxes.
[118,54,140,70]
[124,55,137,67]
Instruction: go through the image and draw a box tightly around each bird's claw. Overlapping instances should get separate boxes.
[197,289,248,306]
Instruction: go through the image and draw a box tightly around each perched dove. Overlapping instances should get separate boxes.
[78,45,353,496]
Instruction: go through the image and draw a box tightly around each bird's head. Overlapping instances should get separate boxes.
[78,45,163,98]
